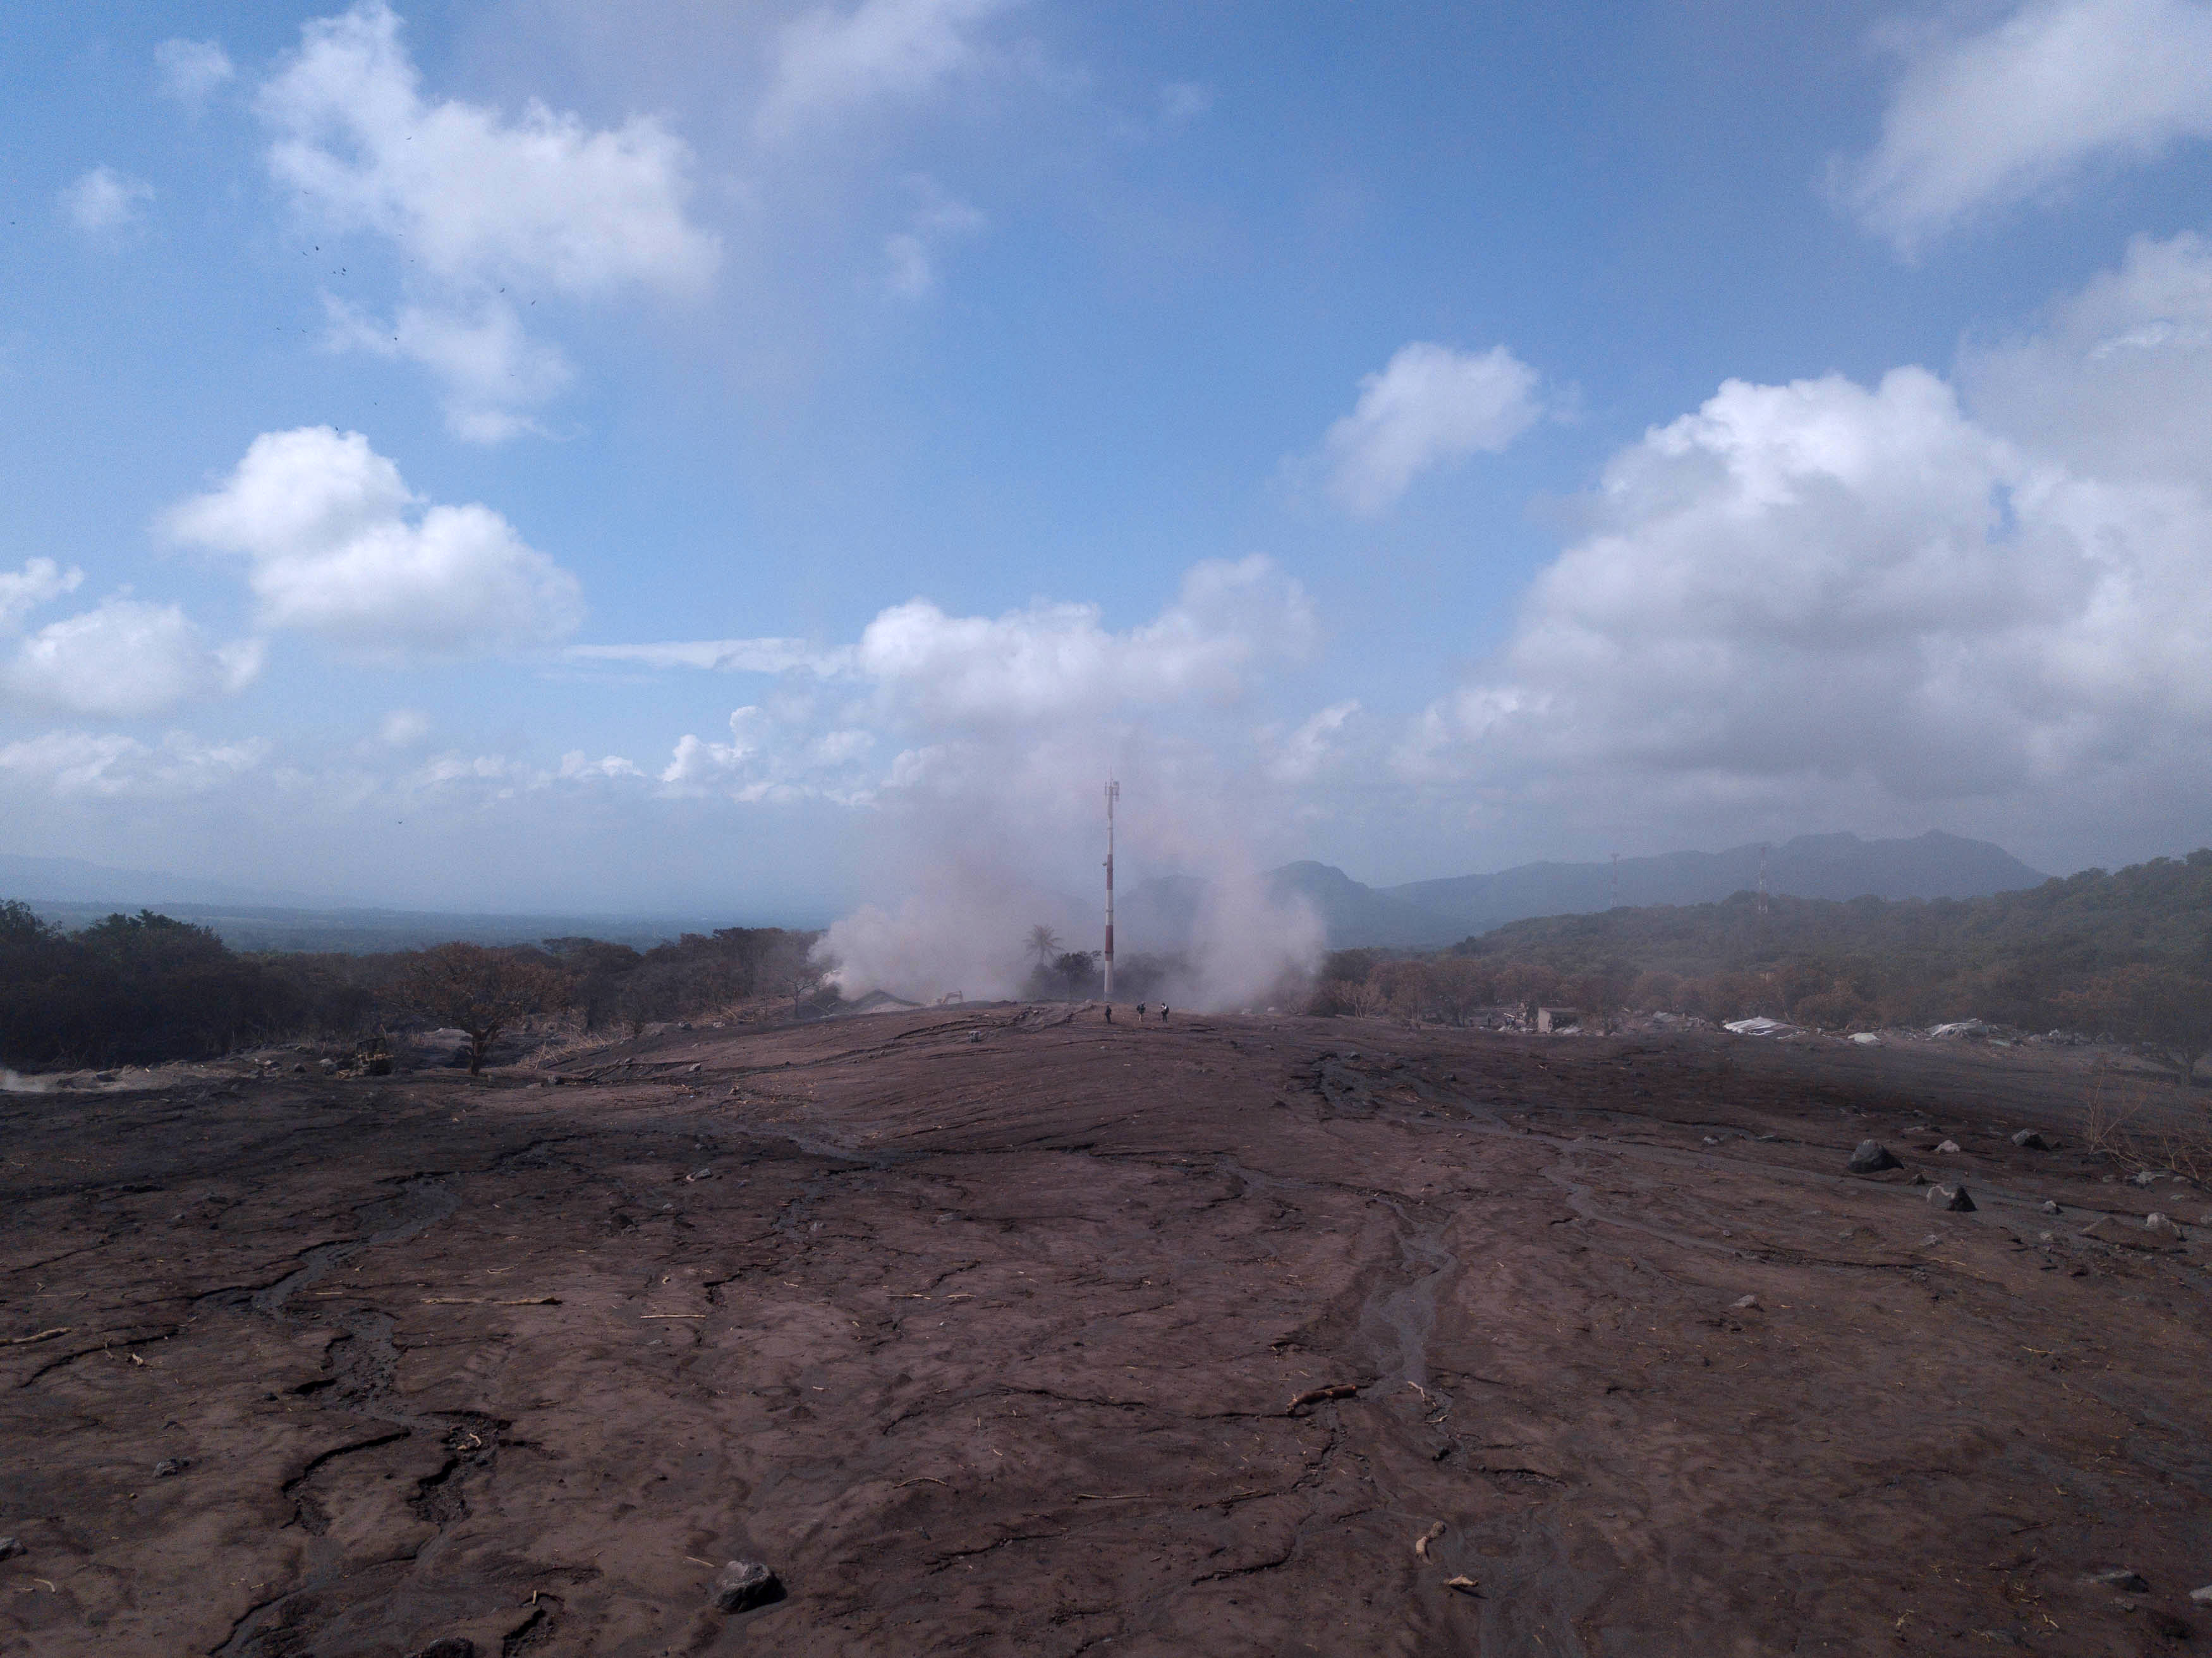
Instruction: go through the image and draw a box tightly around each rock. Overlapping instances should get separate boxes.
[1730,1294,1758,1310]
[2039,1200,2062,1214]
[2089,1567,2150,1592]
[1928,1185,1976,1212]
[2190,1585,2212,1606]
[1849,1032,1881,1045]
[0,1537,20,1560]
[405,1642,477,1658]
[1849,1140,1902,1173]
[153,1457,190,1477]
[2010,1129,2055,1150]
[2145,1212,2186,1240]
[2082,1215,2188,1252]
[1937,1140,1962,1154]
[712,1559,784,1614]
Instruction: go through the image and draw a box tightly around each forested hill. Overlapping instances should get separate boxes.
[1457,850,2212,980]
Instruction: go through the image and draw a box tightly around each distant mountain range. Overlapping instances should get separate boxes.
[0,854,765,953]
[4,832,2048,955]
[1122,832,2047,952]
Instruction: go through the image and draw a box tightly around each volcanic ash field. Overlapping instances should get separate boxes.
[4,1006,2209,1655]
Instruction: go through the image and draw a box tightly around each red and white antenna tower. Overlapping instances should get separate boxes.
[1103,780,1119,999]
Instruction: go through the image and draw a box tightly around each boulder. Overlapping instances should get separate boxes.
[2087,1567,2150,1593]
[2010,1129,2055,1150]
[712,1559,785,1614]
[1936,1140,1962,1154]
[1848,1140,1902,1174]
[2081,1215,2186,1252]
[1928,1185,1976,1212]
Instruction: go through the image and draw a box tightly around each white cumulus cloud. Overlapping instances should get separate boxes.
[1962,229,2212,483]
[6,601,262,718]
[164,426,584,653]
[257,1,719,437]
[0,731,267,798]
[1263,700,1360,785]
[757,0,1018,140]
[155,38,235,109]
[1403,305,2212,831]
[325,295,574,442]
[1318,342,1542,515]
[59,167,154,236]
[1844,0,2212,251]
[855,554,1313,724]
[0,558,84,630]
[882,177,985,300]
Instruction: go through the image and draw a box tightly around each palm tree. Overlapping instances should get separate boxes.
[1026,923,1060,971]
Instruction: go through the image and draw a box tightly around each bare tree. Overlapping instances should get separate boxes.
[400,943,570,1076]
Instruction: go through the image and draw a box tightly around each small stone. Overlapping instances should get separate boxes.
[0,1537,21,1560]
[688,1167,714,1181]
[2145,1213,2185,1240]
[2189,1585,2212,1606]
[2010,1129,2054,1150]
[1937,1140,1962,1154]
[1848,1140,1902,1174]
[712,1559,784,1614]
[1928,1184,1976,1212]
[153,1457,190,1477]
[2089,1567,2150,1592]
[2131,1169,2161,1187]
[1731,1294,1758,1310]
[2039,1199,2062,1214]
[405,1642,477,1658]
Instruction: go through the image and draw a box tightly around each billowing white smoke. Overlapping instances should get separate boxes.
[818,851,1322,1010]
[805,558,1327,1011]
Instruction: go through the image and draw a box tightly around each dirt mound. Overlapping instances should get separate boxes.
[3,1007,2208,1654]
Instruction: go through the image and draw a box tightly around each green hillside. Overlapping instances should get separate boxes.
[1312,851,2212,1077]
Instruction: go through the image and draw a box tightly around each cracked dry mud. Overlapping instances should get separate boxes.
[4,1008,2209,1655]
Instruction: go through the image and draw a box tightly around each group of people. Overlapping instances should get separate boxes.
[1102,1001,1169,1024]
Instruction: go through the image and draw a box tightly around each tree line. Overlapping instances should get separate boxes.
[1309,850,2212,1082]
[0,902,827,1072]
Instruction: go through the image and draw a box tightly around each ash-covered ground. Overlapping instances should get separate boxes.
[3,1007,2209,1656]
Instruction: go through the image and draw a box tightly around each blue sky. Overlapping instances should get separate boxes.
[5,0,2211,925]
